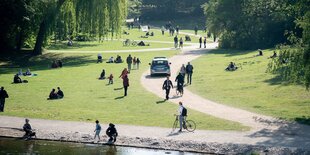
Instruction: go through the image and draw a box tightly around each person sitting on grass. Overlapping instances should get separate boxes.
[115,55,123,63]
[270,51,277,58]
[99,69,106,80]
[24,68,32,76]
[57,87,64,99]
[51,61,58,68]
[107,57,114,63]
[49,89,58,99]
[23,119,36,140]
[225,62,238,71]
[57,60,63,68]
[137,41,146,46]
[108,74,114,84]
[97,53,103,63]
[106,123,118,143]
[13,74,23,83]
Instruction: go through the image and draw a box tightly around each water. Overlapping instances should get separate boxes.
[0,138,202,155]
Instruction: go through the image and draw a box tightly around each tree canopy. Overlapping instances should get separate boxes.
[0,0,127,55]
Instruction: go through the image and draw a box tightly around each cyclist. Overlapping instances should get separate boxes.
[178,102,187,132]
[175,72,184,95]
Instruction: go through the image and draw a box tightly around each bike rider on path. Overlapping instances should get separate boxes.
[175,72,184,94]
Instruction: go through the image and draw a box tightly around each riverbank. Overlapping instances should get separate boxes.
[0,116,309,154]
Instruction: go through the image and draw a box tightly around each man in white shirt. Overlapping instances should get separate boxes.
[178,102,185,132]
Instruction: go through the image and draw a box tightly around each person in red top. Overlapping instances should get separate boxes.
[119,68,128,78]
[108,74,114,84]
[122,75,129,96]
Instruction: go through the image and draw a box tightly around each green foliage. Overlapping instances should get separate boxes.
[202,0,296,49]
[268,1,310,89]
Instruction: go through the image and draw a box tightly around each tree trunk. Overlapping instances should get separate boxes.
[33,20,46,55]
[16,28,23,51]
[33,0,66,55]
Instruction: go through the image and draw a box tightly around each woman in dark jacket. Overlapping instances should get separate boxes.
[122,75,129,96]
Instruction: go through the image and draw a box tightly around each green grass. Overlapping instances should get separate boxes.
[0,51,247,131]
[47,40,174,51]
[188,49,310,124]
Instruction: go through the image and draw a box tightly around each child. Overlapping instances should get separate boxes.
[108,74,114,84]
[94,120,101,141]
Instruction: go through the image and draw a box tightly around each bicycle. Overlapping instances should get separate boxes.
[176,83,184,96]
[172,115,196,132]
[123,39,137,46]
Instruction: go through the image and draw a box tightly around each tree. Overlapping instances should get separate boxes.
[33,0,127,55]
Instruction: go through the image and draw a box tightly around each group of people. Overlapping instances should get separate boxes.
[51,60,63,68]
[106,55,123,63]
[99,69,114,85]
[49,87,64,99]
[173,36,184,49]
[162,62,194,100]
[126,54,141,71]
[199,37,207,48]
[94,120,118,143]
[18,68,32,76]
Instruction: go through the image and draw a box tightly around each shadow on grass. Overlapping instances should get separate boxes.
[0,50,96,74]
[114,87,123,91]
[156,100,166,104]
[115,96,124,100]
[47,42,99,50]
[206,49,256,57]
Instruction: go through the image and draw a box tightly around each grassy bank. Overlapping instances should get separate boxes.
[188,49,310,124]
[0,50,247,131]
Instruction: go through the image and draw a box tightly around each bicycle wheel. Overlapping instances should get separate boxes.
[185,120,196,132]
[172,120,178,132]
[132,41,137,46]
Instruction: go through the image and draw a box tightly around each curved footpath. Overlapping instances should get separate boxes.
[1,42,310,154]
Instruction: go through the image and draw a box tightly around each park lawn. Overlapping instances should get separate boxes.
[47,40,174,51]
[0,50,248,131]
[120,28,195,43]
[188,49,310,124]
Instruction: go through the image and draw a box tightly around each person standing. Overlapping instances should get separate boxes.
[126,54,133,72]
[194,25,198,35]
[199,37,202,48]
[161,26,165,35]
[180,64,186,77]
[179,37,183,49]
[0,87,9,112]
[186,62,194,85]
[136,58,141,70]
[122,75,129,96]
[176,25,179,35]
[108,74,114,84]
[162,76,173,100]
[174,36,178,48]
[94,120,102,141]
[119,68,128,78]
[178,102,187,132]
[204,37,207,48]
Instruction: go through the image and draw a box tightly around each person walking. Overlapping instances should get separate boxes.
[126,54,133,72]
[204,37,207,48]
[179,37,183,49]
[0,87,9,112]
[162,76,173,100]
[178,102,187,132]
[161,26,165,35]
[186,62,194,85]
[199,37,202,48]
[180,64,186,77]
[136,58,141,70]
[94,120,102,141]
[122,75,129,96]
[174,36,178,48]
[133,57,137,70]
[194,25,198,35]
[176,25,180,35]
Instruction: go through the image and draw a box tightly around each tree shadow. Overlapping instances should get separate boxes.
[47,42,99,50]
[0,50,96,74]
[247,118,310,148]
[206,49,257,57]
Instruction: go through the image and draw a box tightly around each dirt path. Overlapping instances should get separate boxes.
[140,42,310,148]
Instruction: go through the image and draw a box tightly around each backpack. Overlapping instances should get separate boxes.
[181,107,187,116]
